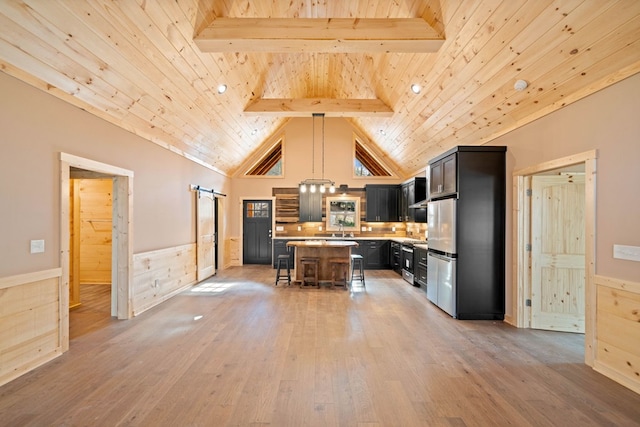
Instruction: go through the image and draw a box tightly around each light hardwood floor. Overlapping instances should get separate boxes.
[1,266,639,426]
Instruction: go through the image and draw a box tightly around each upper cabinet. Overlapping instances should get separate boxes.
[299,191,323,222]
[429,153,457,198]
[365,185,399,222]
[429,146,506,202]
[401,177,427,223]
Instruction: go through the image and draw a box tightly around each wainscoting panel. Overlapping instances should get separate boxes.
[0,268,63,387]
[594,275,640,394]
[132,243,197,316]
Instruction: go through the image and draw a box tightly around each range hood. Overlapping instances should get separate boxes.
[409,199,428,209]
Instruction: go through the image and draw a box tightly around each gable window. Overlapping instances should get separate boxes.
[354,138,391,177]
[246,140,283,176]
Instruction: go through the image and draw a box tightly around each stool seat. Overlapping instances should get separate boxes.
[300,257,320,288]
[275,254,291,286]
[350,253,365,288]
[329,257,350,290]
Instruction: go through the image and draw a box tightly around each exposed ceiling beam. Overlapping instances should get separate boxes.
[244,98,394,117]
[195,18,444,53]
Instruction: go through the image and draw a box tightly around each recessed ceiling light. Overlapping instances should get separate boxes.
[411,84,421,94]
[379,129,386,136]
[514,79,528,91]
[217,84,227,94]
[251,129,257,135]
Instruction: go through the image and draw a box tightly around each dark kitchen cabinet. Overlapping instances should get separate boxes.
[390,241,402,275]
[414,246,428,286]
[428,146,506,320]
[365,185,399,222]
[400,177,427,222]
[272,239,296,268]
[299,191,322,222]
[430,153,457,198]
[362,240,390,269]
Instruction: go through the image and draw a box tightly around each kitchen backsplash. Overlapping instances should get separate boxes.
[406,222,428,240]
[275,221,427,240]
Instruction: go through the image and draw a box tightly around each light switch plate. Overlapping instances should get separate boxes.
[276,226,284,232]
[613,244,640,262]
[30,239,45,254]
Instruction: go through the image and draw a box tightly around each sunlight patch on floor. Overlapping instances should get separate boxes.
[190,282,237,293]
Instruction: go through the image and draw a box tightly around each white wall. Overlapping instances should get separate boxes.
[494,72,640,317]
[0,71,229,277]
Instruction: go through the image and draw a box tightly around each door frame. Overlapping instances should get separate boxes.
[512,150,597,365]
[60,153,133,340]
[238,197,276,265]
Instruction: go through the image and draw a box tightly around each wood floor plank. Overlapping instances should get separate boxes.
[0,265,639,426]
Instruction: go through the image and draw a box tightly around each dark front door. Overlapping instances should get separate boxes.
[243,200,272,264]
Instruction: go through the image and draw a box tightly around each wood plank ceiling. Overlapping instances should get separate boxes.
[0,1,639,177]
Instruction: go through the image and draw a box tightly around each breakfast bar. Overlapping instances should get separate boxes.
[286,240,358,287]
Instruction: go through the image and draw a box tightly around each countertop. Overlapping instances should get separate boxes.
[286,240,359,247]
[275,236,428,248]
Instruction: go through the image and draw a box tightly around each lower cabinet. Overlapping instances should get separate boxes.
[363,240,390,269]
[414,246,428,286]
[390,241,402,275]
[274,239,392,270]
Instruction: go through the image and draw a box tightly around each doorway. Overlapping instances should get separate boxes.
[530,171,585,332]
[60,153,133,351]
[69,176,115,338]
[513,150,597,365]
[242,199,273,265]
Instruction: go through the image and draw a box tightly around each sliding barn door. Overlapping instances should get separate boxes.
[196,190,216,281]
[531,174,585,333]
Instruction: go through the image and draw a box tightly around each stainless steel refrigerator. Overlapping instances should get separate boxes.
[426,198,457,317]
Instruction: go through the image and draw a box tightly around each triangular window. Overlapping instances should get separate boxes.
[246,140,283,176]
[354,139,391,177]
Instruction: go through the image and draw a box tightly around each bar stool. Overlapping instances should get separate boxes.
[275,254,291,286]
[300,257,320,288]
[350,254,365,287]
[329,257,350,290]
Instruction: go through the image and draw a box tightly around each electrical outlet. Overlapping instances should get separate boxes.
[318,226,323,231]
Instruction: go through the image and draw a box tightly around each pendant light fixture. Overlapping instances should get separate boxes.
[299,113,335,194]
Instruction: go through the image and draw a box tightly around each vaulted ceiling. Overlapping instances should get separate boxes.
[1,1,639,177]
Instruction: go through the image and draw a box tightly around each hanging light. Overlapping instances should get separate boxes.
[299,113,335,193]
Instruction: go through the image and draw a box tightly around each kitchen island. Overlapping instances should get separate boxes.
[286,240,358,286]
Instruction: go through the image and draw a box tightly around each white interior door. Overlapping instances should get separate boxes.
[196,190,216,281]
[531,174,585,332]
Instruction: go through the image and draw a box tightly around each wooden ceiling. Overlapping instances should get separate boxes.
[1,1,639,177]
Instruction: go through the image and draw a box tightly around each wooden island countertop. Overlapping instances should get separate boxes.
[286,240,358,286]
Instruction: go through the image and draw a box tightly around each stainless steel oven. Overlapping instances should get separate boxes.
[401,244,414,284]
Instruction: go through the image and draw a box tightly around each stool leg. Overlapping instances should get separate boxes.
[286,260,291,286]
[351,260,356,283]
[275,260,281,286]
